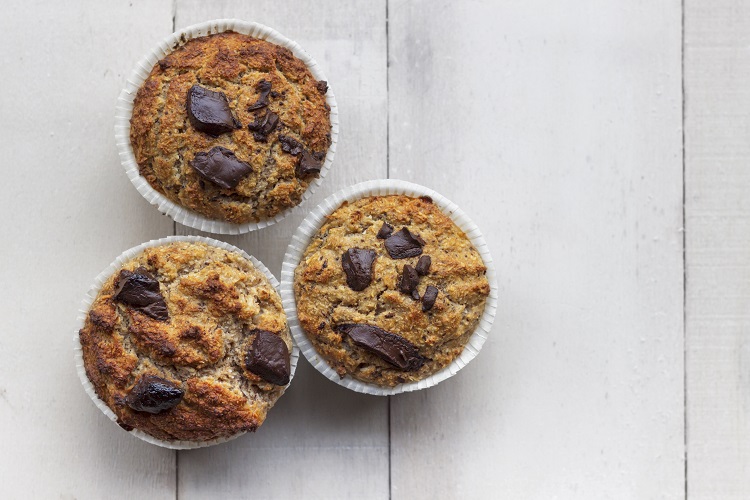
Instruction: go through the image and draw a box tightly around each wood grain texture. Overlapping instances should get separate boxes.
[173,2,391,499]
[685,1,750,497]
[7,0,746,497]
[0,0,176,498]
[387,1,685,498]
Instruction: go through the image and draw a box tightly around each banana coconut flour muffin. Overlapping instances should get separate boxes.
[293,195,491,387]
[79,240,293,442]
[130,31,331,224]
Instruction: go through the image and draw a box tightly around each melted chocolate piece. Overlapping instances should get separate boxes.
[342,248,377,291]
[335,324,425,371]
[316,80,328,94]
[398,265,420,297]
[376,222,393,239]
[245,330,290,386]
[278,135,324,178]
[186,85,240,136]
[248,80,272,111]
[422,286,439,312]
[117,420,135,432]
[248,110,279,141]
[278,134,305,156]
[190,146,252,189]
[415,255,432,276]
[297,150,324,178]
[384,228,425,259]
[126,375,184,414]
[113,267,169,321]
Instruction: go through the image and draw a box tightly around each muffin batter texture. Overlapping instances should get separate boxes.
[79,241,292,442]
[130,32,331,223]
[294,195,490,387]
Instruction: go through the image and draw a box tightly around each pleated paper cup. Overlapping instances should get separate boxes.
[280,180,498,396]
[74,235,300,449]
[114,19,339,234]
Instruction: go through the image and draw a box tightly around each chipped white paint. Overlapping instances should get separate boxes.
[0,0,744,498]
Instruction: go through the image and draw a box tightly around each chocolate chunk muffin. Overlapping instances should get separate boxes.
[293,195,490,387]
[130,32,331,224]
[79,241,293,442]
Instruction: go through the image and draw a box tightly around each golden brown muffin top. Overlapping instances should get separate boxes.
[130,32,331,224]
[79,241,293,442]
[293,195,490,387]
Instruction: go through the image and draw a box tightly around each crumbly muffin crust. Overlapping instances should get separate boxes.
[79,241,292,442]
[293,195,490,387]
[130,32,331,223]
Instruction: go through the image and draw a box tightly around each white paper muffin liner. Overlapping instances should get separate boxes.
[74,235,300,449]
[114,19,339,234]
[280,180,498,396]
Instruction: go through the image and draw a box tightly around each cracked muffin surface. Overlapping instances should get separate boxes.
[130,32,331,223]
[293,195,490,387]
[79,241,293,442]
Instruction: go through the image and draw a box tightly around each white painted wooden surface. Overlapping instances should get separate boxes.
[685,1,750,498]
[388,1,684,498]
[0,1,175,498]
[0,0,745,498]
[173,1,391,498]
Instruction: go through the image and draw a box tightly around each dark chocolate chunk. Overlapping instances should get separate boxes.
[126,375,184,414]
[114,267,169,321]
[189,146,252,189]
[138,301,170,322]
[117,420,135,432]
[376,222,393,239]
[248,79,273,110]
[342,248,377,291]
[316,80,328,94]
[278,134,305,156]
[413,233,426,246]
[411,289,420,301]
[422,285,439,312]
[415,255,432,276]
[398,265,420,297]
[335,324,425,371]
[248,110,279,141]
[245,329,290,386]
[384,228,425,259]
[186,85,240,136]
[278,134,324,178]
[297,150,324,178]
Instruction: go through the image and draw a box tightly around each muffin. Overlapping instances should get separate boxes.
[129,31,331,224]
[79,241,293,442]
[293,195,491,387]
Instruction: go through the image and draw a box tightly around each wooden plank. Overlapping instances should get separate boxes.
[173,2,391,498]
[685,1,750,497]
[388,1,685,498]
[0,1,176,498]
